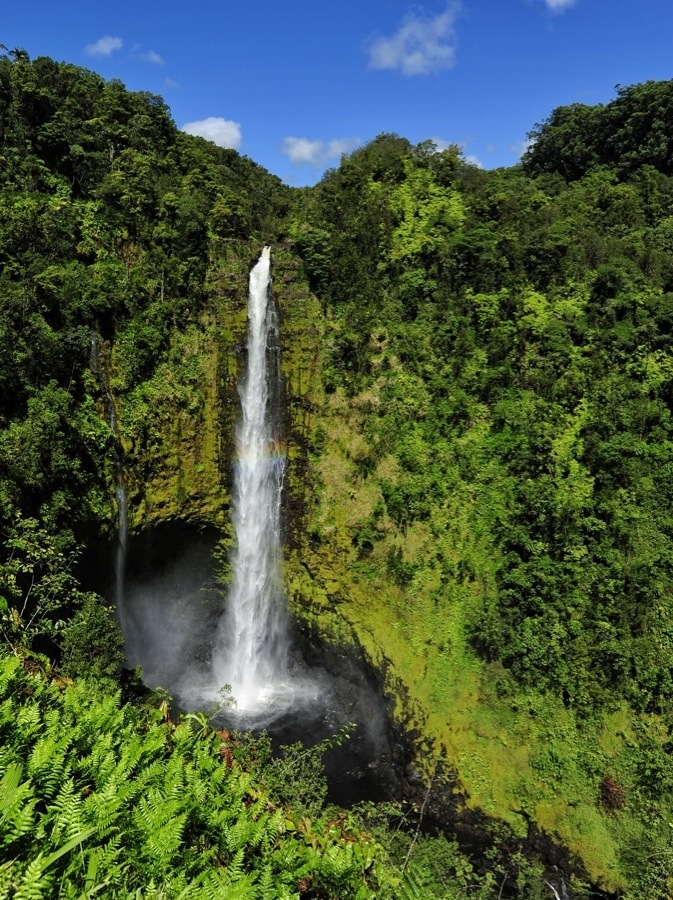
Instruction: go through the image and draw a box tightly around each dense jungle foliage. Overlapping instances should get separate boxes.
[0,51,514,899]
[296,80,673,718]
[3,47,673,897]
[0,50,380,899]
[288,79,673,897]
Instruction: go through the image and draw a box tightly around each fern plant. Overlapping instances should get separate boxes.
[0,645,386,898]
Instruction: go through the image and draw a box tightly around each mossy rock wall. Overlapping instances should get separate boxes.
[105,241,325,537]
[101,238,631,892]
[284,374,639,894]
[105,242,249,530]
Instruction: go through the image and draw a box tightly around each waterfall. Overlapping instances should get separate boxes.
[212,246,290,712]
[114,481,128,611]
[106,393,128,613]
[92,334,128,625]
[114,249,390,793]
[107,379,128,621]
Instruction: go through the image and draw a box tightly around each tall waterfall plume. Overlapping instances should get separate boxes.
[212,246,290,712]
[111,249,391,788]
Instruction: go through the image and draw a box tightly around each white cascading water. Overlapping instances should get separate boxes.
[112,249,388,788]
[94,332,128,631]
[109,401,128,615]
[212,246,290,713]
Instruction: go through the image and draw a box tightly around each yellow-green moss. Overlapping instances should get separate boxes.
[111,242,255,530]
[285,373,646,893]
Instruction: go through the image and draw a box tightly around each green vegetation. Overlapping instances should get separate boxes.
[0,647,388,898]
[286,86,673,895]
[3,47,673,895]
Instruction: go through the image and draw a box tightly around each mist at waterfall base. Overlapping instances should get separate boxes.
[114,248,393,804]
[119,543,393,803]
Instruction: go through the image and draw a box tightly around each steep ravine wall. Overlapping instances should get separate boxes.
[103,242,622,895]
[107,242,253,531]
[266,250,620,893]
[285,379,626,893]
[108,241,325,534]
[272,258,625,893]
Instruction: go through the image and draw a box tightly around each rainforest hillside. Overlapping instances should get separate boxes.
[3,49,673,897]
[295,81,673,718]
[286,79,673,897]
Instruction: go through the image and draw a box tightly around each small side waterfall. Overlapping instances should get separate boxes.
[114,480,128,611]
[107,378,129,622]
[212,246,290,712]
[91,335,128,625]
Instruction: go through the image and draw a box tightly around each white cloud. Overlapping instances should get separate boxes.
[281,136,360,166]
[464,154,483,168]
[543,0,577,10]
[511,138,535,159]
[131,44,165,64]
[425,138,452,152]
[139,50,165,65]
[368,4,458,76]
[281,138,322,165]
[85,35,123,57]
[181,117,242,150]
[164,77,179,89]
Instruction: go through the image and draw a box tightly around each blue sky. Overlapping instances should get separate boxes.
[3,1,673,186]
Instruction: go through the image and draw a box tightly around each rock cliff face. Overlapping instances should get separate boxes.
[108,242,324,536]
[105,241,618,894]
[107,242,248,531]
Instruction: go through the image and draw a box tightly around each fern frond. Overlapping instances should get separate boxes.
[0,764,37,851]
[181,761,209,808]
[111,733,146,783]
[197,864,258,900]
[82,780,124,839]
[161,755,186,802]
[0,762,24,815]
[0,862,16,900]
[0,655,21,699]
[49,777,86,845]
[145,813,188,869]
[224,815,260,856]
[90,834,125,884]
[15,701,42,741]
[132,758,167,793]
[27,733,71,800]
[77,734,116,790]
[135,790,183,832]
[257,808,284,855]
[257,865,277,900]
[227,847,246,882]
[0,697,16,730]
[399,861,435,900]
[12,856,50,900]
[1,791,37,850]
